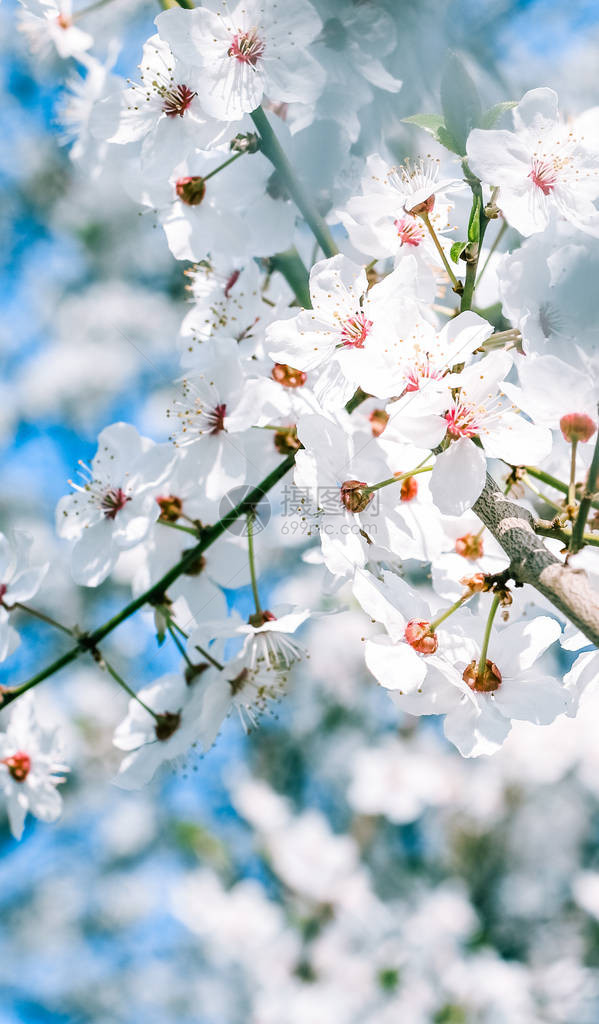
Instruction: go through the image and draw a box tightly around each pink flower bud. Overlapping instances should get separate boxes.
[404,620,438,655]
[560,413,597,444]
[400,476,418,502]
[340,480,374,514]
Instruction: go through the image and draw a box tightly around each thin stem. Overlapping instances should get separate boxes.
[102,656,160,721]
[73,0,118,20]
[203,151,244,182]
[365,464,433,495]
[568,440,578,510]
[167,623,195,669]
[158,519,201,537]
[419,211,461,291]
[11,602,74,637]
[522,475,564,515]
[250,106,338,259]
[534,520,599,549]
[477,594,500,683]
[190,641,224,671]
[475,219,507,289]
[0,454,295,708]
[571,415,599,553]
[247,514,262,616]
[429,593,472,632]
[523,465,599,511]
[459,170,491,313]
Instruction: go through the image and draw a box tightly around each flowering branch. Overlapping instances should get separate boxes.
[0,454,295,708]
[570,414,599,554]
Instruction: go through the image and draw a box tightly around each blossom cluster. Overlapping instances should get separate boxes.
[4,0,599,846]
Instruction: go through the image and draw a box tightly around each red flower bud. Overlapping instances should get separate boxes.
[404,619,438,654]
[156,494,184,522]
[340,480,374,514]
[560,413,597,444]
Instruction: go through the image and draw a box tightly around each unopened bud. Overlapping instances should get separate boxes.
[400,476,418,502]
[455,533,484,560]
[463,658,502,692]
[404,619,438,655]
[340,480,374,514]
[156,494,183,522]
[271,363,307,388]
[230,132,259,154]
[175,176,206,206]
[274,426,301,456]
[560,413,597,444]
[369,409,389,437]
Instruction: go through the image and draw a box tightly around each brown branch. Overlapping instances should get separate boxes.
[473,474,599,646]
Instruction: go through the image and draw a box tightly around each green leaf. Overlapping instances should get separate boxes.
[402,113,446,137]
[440,52,482,156]
[467,194,481,243]
[436,125,463,155]
[450,241,468,264]
[478,101,517,130]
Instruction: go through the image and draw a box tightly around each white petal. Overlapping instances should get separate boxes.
[430,439,487,515]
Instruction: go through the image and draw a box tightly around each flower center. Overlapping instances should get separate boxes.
[154,711,181,742]
[162,84,197,118]
[394,216,425,247]
[224,270,241,297]
[0,583,7,606]
[2,751,31,782]
[56,12,71,29]
[404,357,444,393]
[444,401,480,439]
[228,28,266,66]
[455,533,484,560]
[463,659,502,693]
[175,176,206,206]
[340,313,373,349]
[271,363,307,388]
[529,158,558,195]
[207,403,227,434]
[100,487,130,520]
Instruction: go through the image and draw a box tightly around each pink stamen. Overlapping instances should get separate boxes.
[340,312,373,349]
[228,28,265,67]
[529,158,558,195]
[444,403,479,438]
[100,488,130,520]
[394,216,425,248]
[162,84,197,118]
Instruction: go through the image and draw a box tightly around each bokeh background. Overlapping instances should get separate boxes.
[2,1,599,1021]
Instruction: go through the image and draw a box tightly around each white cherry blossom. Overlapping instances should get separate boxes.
[156,0,325,121]
[0,695,68,841]
[467,88,599,238]
[0,532,48,663]
[56,422,175,587]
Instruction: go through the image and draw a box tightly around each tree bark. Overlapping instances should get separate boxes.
[474,474,599,646]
